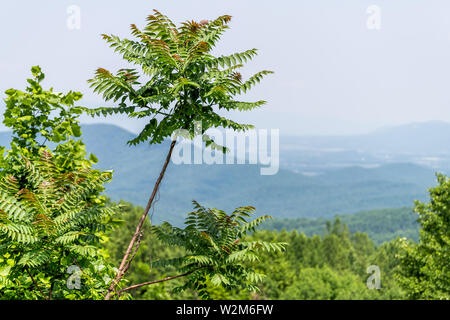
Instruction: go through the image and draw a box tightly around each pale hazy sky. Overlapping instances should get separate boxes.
[1,1,450,135]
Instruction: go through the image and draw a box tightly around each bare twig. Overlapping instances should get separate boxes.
[123,230,144,275]
[25,267,47,299]
[48,282,54,300]
[117,268,201,297]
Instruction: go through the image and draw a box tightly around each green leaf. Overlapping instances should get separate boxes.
[89,153,99,164]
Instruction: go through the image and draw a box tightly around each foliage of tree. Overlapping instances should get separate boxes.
[104,202,253,300]
[244,220,405,300]
[279,267,374,300]
[0,67,119,300]
[2,66,92,174]
[103,202,407,300]
[85,10,273,298]
[397,173,450,299]
[0,151,118,299]
[86,10,271,147]
[113,201,286,300]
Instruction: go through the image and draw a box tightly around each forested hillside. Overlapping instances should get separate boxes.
[263,207,420,244]
[104,202,405,300]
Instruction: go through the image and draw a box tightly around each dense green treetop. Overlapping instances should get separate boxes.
[2,66,93,173]
[86,10,273,149]
[397,174,450,299]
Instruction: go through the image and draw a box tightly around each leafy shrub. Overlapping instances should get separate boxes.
[0,151,119,299]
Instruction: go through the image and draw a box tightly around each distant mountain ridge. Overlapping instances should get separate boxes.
[280,121,450,174]
[0,123,440,225]
[281,121,450,155]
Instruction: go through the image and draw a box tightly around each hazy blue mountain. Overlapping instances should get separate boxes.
[280,121,450,174]
[80,124,437,225]
[0,123,439,225]
[282,121,450,154]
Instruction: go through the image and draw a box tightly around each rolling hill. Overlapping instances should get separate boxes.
[0,123,439,225]
[280,121,450,174]
[262,207,420,245]
[79,124,438,225]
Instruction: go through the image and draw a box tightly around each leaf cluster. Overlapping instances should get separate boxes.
[0,150,119,299]
[396,173,450,299]
[86,10,273,147]
[150,201,286,299]
[3,66,84,163]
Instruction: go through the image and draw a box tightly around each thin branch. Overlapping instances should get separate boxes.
[105,139,177,300]
[48,282,54,300]
[123,230,144,275]
[25,267,47,299]
[39,137,48,148]
[117,268,199,296]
